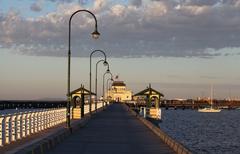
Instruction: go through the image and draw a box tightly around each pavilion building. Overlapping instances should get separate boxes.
[107,80,132,102]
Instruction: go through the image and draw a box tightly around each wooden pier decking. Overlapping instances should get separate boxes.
[47,103,175,154]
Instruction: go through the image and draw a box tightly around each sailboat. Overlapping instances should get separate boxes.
[198,85,221,113]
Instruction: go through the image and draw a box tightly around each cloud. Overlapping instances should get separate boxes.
[1,0,240,57]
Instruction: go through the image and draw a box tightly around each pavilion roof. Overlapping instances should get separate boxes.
[133,84,164,97]
[70,85,96,95]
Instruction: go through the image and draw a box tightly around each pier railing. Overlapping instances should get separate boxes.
[139,107,162,120]
[0,102,107,146]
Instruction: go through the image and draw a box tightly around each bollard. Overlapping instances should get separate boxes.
[0,116,5,146]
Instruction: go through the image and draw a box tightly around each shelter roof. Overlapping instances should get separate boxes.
[70,86,96,95]
[133,84,164,97]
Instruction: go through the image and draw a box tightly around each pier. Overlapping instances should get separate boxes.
[0,103,193,154]
[47,103,174,154]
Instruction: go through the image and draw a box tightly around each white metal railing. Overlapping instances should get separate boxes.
[139,107,162,120]
[0,108,66,146]
[0,102,107,147]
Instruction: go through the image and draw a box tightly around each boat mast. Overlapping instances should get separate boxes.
[210,84,213,107]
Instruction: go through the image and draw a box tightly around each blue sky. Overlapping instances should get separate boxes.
[0,0,240,100]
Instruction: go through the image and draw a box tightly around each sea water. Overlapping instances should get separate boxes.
[158,109,240,154]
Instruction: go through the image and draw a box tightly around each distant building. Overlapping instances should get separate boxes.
[107,81,132,102]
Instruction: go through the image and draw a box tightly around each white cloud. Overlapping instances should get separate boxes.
[1,0,240,57]
[176,5,210,15]
[111,5,126,17]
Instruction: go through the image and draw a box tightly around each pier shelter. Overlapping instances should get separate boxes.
[70,85,95,119]
[70,85,96,108]
[133,84,164,107]
[107,81,132,102]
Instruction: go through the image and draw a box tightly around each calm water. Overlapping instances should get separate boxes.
[158,109,240,154]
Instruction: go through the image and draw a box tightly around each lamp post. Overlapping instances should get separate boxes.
[67,9,100,130]
[103,71,113,101]
[90,50,108,114]
[95,59,109,108]
[106,78,114,101]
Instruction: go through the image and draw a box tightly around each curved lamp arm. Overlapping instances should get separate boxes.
[90,49,108,112]
[67,9,100,129]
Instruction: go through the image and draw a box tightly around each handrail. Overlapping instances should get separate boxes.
[0,102,108,146]
[139,107,162,120]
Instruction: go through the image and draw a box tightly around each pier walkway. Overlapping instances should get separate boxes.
[47,103,174,154]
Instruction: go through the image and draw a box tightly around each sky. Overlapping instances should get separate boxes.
[0,0,240,100]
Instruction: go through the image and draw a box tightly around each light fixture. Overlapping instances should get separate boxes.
[91,30,100,39]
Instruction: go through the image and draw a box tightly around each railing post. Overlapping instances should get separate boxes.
[91,103,94,112]
[39,111,43,131]
[0,108,69,147]
[47,110,51,128]
[56,109,60,125]
[36,112,41,132]
[84,104,89,114]
[158,108,162,121]
[43,110,48,130]
[40,110,45,131]
[53,109,57,126]
[22,113,27,138]
[60,109,64,123]
[16,113,23,140]
[143,107,146,118]
[0,116,5,146]
[139,107,143,116]
[30,112,35,134]
[50,110,54,127]
[5,115,12,144]
[11,114,17,142]
[26,112,31,136]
